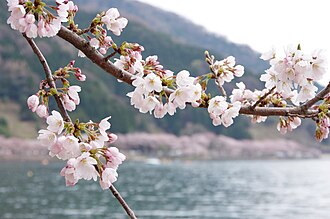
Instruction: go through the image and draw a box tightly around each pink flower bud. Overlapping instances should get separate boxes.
[108,133,118,144]
[27,95,39,112]
[36,104,49,118]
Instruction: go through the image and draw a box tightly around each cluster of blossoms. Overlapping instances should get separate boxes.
[207,96,241,127]
[27,61,86,116]
[125,52,246,126]
[37,111,124,189]
[260,45,327,105]
[209,55,245,86]
[26,59,125,189]
[78,8,128,57]
[7,0,78,38]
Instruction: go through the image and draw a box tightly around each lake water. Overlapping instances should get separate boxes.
[1,159,330,219]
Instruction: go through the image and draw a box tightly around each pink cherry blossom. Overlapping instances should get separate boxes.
[62,94,76,111]
[7,0,19,11]
[154,102,167,118]
[37,17,62,38]
[37,129,57,146]
[49,136,81,160]
[208,96,228,115]
[108,133,118,144]
[68,85,81,105]
[36,104,49,118]
[18,14,38,38]
[7,5,25,30]
[100,168,118,190]
[46,110,64,134]
[176,70,195,87]
[140,96,159,113]
[144,73,162,93]
[101,8,128,36]
[27,94,39,112]
[60,158,79,186]
[75,152,98,181]
[105,147,126,169]
[169,88,190,109]
[99,116,111,137]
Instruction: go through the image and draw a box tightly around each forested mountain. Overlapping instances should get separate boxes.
[75,0,268,75]
[0,1,318,145]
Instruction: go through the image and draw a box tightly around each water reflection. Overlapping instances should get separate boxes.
[1,160,330,219]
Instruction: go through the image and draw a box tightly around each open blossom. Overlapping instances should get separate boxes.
[154,102,167,118]
[7,5,26,30]
[221,102,241,127]
[60,158,79,186]
[75,152,98,181]
[49,135,81,160]
[62,94,76,112]
[208,96,228,115]
[37,129,57,146]
[99,116,111,137]
[114,52,144,75]
[18,13,38,38]
[144,73,162,93]
[105,147,126,169]
[140,96,159,113]
[208,96,241,127]
[176,70,195,87]
[100,168,118,190]
[101,8,128,36]
[27,94,39,112]
[46,110,64,134]
[67,85,81,105]
[37,17,62,38]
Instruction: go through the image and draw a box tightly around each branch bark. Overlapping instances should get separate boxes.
[23,34,71,122]
[23,35,138,219]
[57,26,327,119]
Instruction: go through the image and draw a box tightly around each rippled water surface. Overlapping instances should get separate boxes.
[1,159,330,219]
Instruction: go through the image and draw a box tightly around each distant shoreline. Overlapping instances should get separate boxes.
[0,133,322,161]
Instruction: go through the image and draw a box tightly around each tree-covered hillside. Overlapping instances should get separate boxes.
[0,0,256,139]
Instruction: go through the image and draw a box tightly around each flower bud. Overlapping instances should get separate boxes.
[36,104,49,118]
[27,95,39,112]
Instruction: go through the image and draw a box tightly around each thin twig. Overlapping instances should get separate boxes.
[251,86,276,109]
[110,185,137,219]
[23,34,138,219]
[104,50,118,61]
[23,34,71,122]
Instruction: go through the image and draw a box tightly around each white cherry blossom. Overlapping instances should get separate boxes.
[46,110,64,134]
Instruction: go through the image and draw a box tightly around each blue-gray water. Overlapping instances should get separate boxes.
[1,159,330,219]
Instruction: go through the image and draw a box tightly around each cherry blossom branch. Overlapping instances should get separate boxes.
[300,82,330,111]
[58,26,134,85]
[57,26,327,119]
[23,34,137,219]
[251,86,276,109]
[23,34,71,123]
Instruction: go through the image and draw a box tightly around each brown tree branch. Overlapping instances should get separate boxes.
[251,86,275,109]
[300,82,330,111]
[23,34,71,123]
[23,35,138,219]
[57,26,327,118]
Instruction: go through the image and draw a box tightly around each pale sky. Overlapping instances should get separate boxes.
[137,0,330,85]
